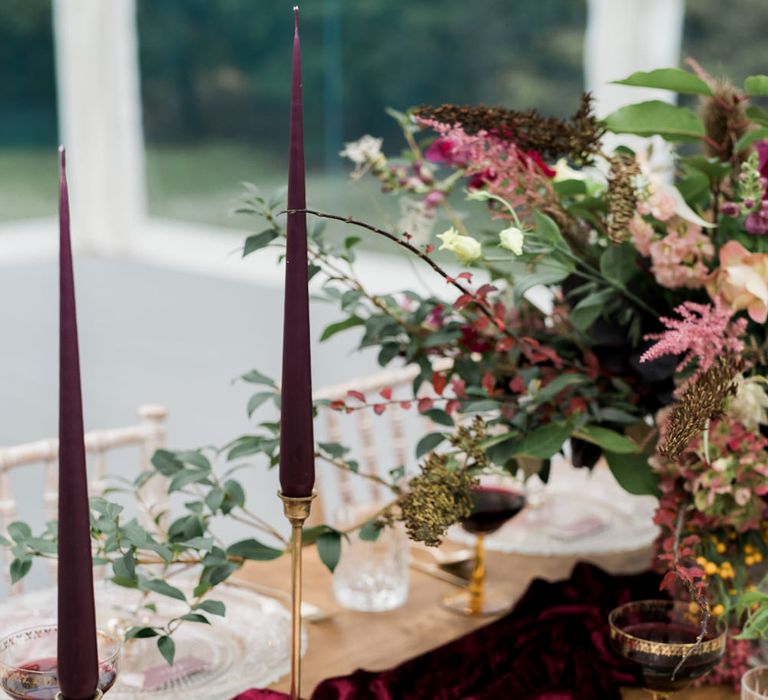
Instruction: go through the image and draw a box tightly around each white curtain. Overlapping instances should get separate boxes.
[53,0,146,255]
[585,0,686,168]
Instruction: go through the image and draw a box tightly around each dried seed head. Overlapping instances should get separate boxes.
[605,153,640,243]
[414,93,604,165]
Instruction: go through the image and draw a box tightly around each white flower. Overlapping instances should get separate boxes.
[499,226,525,255]
[729,375,768,431]
[711,457,729,473]
[339,135,384,166]
[553,158,587,182]
[437,227,482,264]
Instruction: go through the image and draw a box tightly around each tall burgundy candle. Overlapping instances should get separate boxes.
[57,147,100,700]
[279,6,315,498]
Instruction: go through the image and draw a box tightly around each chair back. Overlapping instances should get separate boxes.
[0,404,168,591]
[312,361,451,526]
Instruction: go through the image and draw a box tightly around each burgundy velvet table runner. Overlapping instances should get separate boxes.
[235,563,660,700]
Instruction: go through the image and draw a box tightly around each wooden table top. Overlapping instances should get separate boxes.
[236,544,737,700]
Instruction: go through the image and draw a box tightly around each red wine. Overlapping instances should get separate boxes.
[0,658,117,700]
[461,486,525,535]
[620,622,722,692]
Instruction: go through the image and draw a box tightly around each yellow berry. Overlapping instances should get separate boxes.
[746,556,756,567]
[705,562,719,576]
[713,604,725,617]
[688,601,700,614]
[754,552,763,563]
[696,556,708,566]
[716,543,726,554]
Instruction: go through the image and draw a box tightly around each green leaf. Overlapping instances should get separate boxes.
[612,68,712,96]
[317,531,342,573]
[10,558,31,584]
[112,551,136,581]
[358,520,381,542]
[513,423,571,460]
[179,537,214,551]
[196,599,226,617]
[142,578,187,602]
[176,451,212,470]
[570,290,614,331]
[422,408,454,427]
[302,525,338,546]
[531,374,586,405]
[604,450,659,497]
[552,179,587,197]
[510,258,572,297]
[459,400,500,413]
[600,243,638,285]
[416,432,446,458]
[222,479,246,513]
[168,469,210,494]
[168,515,205,543]
[243,229,279,256]
[735,127,768,153]
[320,316,365,342]
[533,211,569,251]
[7,522,32,543]
[747,105,768,127]
[226,436,265,460]
[573,425,640,454]
[318,442,349,459]
[240,369,278,388]
[227,538,283,561]
[745,75,768,97]
[125,626,159,639]
[179,613,210,625]
[151,449,184,477]
[0,534,10,547]
[205,488,225,513]
[157,635,176,666]
[604,101,705,140]
[247,392,275,417]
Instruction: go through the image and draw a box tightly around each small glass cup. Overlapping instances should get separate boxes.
[743,666,768,699]
[0,625,121,699]
[332,504,409,612]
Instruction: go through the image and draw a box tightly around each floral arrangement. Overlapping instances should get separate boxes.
[4,64,768,679]
[288,62,768,684]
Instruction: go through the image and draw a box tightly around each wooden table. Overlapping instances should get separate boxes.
[236,545,736,699]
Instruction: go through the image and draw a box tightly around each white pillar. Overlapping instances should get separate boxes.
[585,0,686,168]
[52,0,147,256]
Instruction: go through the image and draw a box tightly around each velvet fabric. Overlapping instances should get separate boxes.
[235,563,661,700]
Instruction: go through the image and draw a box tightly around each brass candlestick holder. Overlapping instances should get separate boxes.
[279,490,316,700]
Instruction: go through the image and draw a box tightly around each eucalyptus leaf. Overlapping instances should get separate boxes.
[227,538,283,561]
[157,635,176,666]
[317,531,342,572]
[196,599,226,617]
[604,451,659,497]
[745,75,768,97]
[320,315,365,342]
[416,432,446,458]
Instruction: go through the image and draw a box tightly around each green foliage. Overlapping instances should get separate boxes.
[612,68,712,96]
[604,101,706,140]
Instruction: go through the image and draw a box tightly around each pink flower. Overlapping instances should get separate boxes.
[424,137,460,165]
[707,240,768,323]
[637,189,677,222]
[745,200,768,234]
[648,220,713,289]
[629,215,654,256]
[640,298,747,376]
[423,191,445,209]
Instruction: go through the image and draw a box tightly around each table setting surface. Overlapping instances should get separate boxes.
[237,546,738,699]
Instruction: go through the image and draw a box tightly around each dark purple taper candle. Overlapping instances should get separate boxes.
[57,147,100,699]
[279,7,315,498]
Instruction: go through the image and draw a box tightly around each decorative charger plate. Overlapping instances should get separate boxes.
[0,581,303,699]
[448,458,659,560]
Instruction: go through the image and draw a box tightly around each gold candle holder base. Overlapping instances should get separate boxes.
[55,692,103,700]
[278,490,316,700]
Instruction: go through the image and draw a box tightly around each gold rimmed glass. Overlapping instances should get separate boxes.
[0,625,120,699]
[442,475,526,616]
[609,600,727,699]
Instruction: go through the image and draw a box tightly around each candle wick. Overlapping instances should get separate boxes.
[59,145,66,175]
[293,5,299,27]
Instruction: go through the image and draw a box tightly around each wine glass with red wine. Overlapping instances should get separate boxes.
[0,625,120,699]
[609,600,727,700]
[442,475,526,616]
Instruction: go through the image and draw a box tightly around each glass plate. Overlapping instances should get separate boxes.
[0,581,305,699]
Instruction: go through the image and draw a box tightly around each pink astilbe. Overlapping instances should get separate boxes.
[640,299,747,377]
[418,118,555,219]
